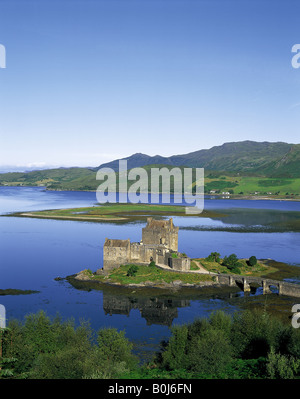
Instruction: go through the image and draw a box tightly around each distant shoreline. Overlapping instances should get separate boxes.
[1,185,300,202]
[7,204,223,223]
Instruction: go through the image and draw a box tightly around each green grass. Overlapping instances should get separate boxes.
[190,261,200,270]
[13,202,222,222]
[89,264,214,285]
[196,258,277,277]
[236,176,300,195]
[204,175,300,197]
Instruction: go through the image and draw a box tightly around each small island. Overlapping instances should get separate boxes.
[66,217,300,297]
[9,202,223,223]
[0,288,39,296]
[69,256,277,290]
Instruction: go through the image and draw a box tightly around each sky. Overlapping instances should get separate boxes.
[0,0,300,170]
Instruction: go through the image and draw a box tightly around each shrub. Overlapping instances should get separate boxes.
[223,254,238,266]
[230,310,283,359]
[187,328,233,375]
[205,252,221,263]
[96,328,137,370]
[162,312,234,376]
[266,348,300,379]
[223,254,242,273]
[162,325,189,370]
[248,256,257,266]
[127,265,138,277]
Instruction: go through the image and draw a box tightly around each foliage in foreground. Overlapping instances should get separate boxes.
[152,309,300,379]
[0,311,137,379]
[1,309,300,379]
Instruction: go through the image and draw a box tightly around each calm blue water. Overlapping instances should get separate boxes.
[1,187,300,357]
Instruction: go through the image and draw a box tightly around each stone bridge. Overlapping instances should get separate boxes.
[215,273,300,298]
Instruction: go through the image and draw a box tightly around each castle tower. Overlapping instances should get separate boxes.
[142,217,178,251]
[103,238,131,273]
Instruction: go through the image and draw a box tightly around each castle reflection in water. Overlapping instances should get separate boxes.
[103,293,190,327]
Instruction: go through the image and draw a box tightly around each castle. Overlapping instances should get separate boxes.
[99,217,191,274]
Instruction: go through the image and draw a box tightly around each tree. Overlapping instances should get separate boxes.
[162,325,189,370]
[222,254,241,273]
[266,348,300,379]
[187,329,233,375]
[248,256,257,266]
[0,328,17,378]
[206,252,221,263]
[96,328,137,375]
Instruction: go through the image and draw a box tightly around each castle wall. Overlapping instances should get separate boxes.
[130,243,144,263]
[130,243,170,265]
[103,238,130,273]
[102,218,190,273]
[169,257,191,271]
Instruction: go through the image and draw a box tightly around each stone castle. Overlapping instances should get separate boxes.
[99,217,191,274]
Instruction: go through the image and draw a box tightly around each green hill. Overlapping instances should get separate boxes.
[97,141,295,175]
[1,141,299,195]
[257,144,300,178]
[0,167,96,190]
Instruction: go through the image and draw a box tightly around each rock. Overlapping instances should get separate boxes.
[172,280,182,286]
[74,272,91,281]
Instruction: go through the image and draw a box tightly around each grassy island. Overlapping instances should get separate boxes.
[74,264,215,288]
[10,203,224,223]
[0,289,39,296]
[70,253,283,290]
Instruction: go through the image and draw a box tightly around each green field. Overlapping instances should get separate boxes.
[11,202,221,222]
[204,175,300,198]
[86,264,214,285]
[1,165,300,198]
[74,256,278,288]
[196,257,277,277]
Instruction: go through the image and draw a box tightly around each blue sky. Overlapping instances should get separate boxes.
[0,0,300,169]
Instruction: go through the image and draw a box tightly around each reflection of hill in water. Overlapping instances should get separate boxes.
[103,293,190,327]
[181,209,300,232]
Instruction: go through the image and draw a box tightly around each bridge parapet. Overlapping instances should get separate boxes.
[215,273,300,298]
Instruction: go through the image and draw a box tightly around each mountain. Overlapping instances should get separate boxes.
[170,141,293,173]
[96,141,295,176]
[91,153,175,171]
[0,141,299,192]
[255,143,300,178]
